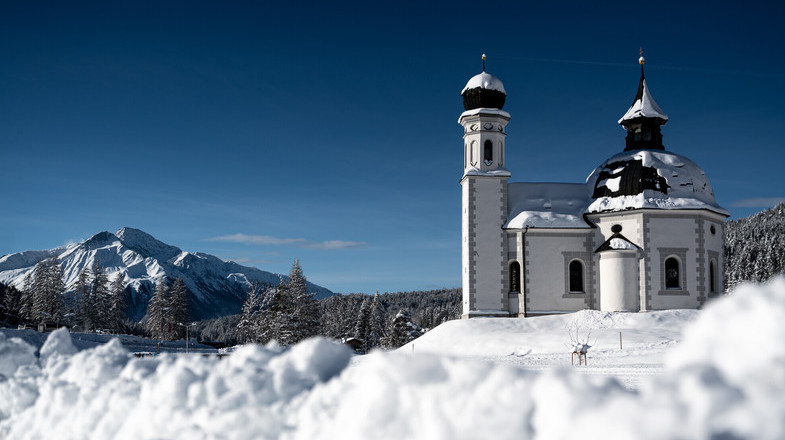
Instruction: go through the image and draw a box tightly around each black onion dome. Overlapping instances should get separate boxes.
[461,72,506,110]
[585,149,728,216]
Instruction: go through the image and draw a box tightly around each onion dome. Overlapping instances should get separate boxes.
[461,54,506,110]
[585,149,728,216]
[618,53,668,151]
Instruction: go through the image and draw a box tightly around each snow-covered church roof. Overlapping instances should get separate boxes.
[504,148,728,230]
[504,66,727,226]
[506,183,591,229]
[499,55,728,230]
[586,149,728,216]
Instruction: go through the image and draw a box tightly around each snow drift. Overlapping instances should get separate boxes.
[1,277,784,439]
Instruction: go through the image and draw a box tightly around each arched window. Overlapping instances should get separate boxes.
[665,257,681,289]
[483,140,493,164]
[569,260,584,293]
[509,261,521,293]
[709,259,717,293]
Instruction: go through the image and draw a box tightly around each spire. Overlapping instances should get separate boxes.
[639,47,645,76]
[482,53,486,72]
[618,52,669,151]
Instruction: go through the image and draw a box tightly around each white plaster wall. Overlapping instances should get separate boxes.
[588,213,647,309]
[507,230,525,317]
[461,182,471,316]
[472,178,506,311]
[589,213,644,247]
[599,251,639,311]
[704,215,725,294]
[647,215,700,310]
[460,113,509,174]
[524,232,590,313]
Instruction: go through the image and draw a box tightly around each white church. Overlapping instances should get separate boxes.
[460,55,728,318]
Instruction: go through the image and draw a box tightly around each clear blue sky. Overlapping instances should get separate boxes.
[1,1,783,294]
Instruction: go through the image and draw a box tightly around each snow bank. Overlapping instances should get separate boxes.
[0,333,36,379]
[1,278,785,439]
[0,337,351,439]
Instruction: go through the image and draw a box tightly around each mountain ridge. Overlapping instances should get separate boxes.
[0,227,334,321]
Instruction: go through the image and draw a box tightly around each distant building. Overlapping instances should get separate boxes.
[460,55,727,318]
[342,337,364,354]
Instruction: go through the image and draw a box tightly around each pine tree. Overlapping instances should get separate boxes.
[285,260,319,344]
[255,285,281,344]
[251,260,318,346]
[168,278,190,339]
[31,256,65,327]
[238,282,261,343]
[146,280,169,340]
[76,266,95,331]
[366,292,386,351]
[19,272,34,322]
[30,259,47,324]
[92,262,110,330]
[383,310,423,348]
[107,272,127,333]
[1,284,21,324]
[354,297,371,347]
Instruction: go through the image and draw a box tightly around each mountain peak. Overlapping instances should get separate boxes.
[0,227,335,321]
[82,231,119,250]
[115,227,181,261]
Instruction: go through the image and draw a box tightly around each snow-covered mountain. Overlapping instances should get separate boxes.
[0,227,333,321]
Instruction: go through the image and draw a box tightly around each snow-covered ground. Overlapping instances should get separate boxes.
[398,308,698,390]
[1,277,785,439]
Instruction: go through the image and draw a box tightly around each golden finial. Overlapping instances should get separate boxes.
[482,53,486,72]
[639,47,645,65]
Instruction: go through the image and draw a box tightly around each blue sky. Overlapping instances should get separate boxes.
[1,1,783,294]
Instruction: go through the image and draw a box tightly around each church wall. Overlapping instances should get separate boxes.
[587,213,646,309]
[522,231,594,314]
[461,182,471,316]
[462,176,508,317]
[589,213,644,247]
[646,214,702,310]
[598,250,640,312]
[703,214,725,297]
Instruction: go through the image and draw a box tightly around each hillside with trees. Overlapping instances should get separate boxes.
[724,203,785,290]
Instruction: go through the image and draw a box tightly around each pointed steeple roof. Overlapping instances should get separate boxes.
[618,56,668,126]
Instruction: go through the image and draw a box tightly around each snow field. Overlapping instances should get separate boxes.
[0,277,783,439]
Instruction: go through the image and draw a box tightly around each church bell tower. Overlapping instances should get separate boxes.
[460,55,511,318]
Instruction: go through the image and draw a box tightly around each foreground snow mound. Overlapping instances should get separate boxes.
[0,333,36,379]
[0,335,351,440]
[1,277,784,439]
